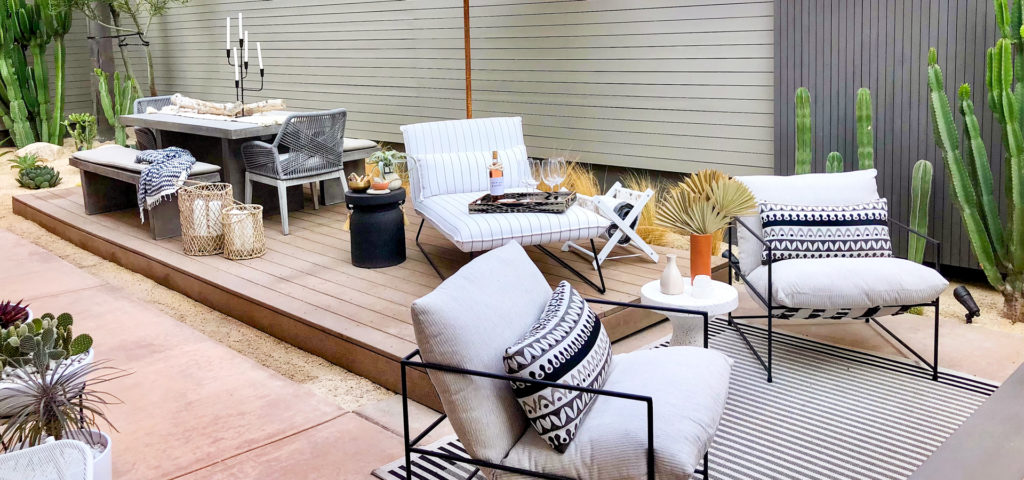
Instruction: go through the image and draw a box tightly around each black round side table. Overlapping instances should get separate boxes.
[346,187,407,268]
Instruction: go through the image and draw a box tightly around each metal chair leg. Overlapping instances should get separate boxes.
[933,298,940,381]
[416,220,446,279]
[277,184,290,235]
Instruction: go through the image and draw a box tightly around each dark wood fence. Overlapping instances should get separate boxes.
[774,0,1003,268]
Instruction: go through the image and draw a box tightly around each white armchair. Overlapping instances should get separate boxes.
[401,117,613,292]
[728,169,948,382]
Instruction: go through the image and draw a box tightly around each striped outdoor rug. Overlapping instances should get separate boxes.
[374,318,998,480]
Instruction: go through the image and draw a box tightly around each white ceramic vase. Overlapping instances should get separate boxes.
[660,254,686,295]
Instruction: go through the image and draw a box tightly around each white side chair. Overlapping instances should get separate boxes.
[402,242,731,479]
[727,169,949,382]
[0,440,94,480]
[563,181,659,268]
[401,116,613,292]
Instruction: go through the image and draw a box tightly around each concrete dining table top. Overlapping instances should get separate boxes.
[119,112,288,140]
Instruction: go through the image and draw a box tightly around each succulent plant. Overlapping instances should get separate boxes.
[7,154,39,172]
[16,164,61,189]
[0,313,91,370]
[63,112,96,151]
[0,300,30,328]
[826,152,844,173]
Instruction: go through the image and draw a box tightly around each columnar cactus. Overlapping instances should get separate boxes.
[908,159,934,264]
[927,0,1024,322]
[856,88,874,170]
[95,69,138,147]
[826,152,844,173]
[795,87,812,174]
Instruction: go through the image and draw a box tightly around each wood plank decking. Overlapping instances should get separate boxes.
[13,187,725,408]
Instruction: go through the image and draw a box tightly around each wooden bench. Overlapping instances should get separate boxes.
[70,145,222,240]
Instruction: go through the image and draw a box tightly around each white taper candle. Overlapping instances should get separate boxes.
[257,42,263,69]
[233,48,239,80]
[225,17,230,50]
[243,31,249,62]
[238,13,243,40]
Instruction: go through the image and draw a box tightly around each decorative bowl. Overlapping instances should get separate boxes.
[371,180,391,191]
[348,179,371,192]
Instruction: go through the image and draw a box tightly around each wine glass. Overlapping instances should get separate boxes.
[543,157,567,192]
[523,159,542,191]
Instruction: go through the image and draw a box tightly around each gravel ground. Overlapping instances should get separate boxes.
[0,140,391,411]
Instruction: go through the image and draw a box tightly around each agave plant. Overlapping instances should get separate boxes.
[7,154,40,172]
[657,170,758,236]
[0,358,127,450]
[0,300,30,328]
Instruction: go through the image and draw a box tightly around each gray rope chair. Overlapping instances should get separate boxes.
[240,108,348,234]
[132,95,173,151]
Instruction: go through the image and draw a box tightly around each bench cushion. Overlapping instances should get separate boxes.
[73,145,220,176]
[343,138,377,151]
[415,189,610,252]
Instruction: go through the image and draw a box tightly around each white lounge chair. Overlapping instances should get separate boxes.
[401,116,613,292]
[728,169,949,382]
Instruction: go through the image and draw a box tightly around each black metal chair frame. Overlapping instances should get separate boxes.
[725,217,942,383]
[415,219,607,294]
[402,298,714,480]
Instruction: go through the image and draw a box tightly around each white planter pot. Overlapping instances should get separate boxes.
[82,430,112,480]
[0,348,95,416]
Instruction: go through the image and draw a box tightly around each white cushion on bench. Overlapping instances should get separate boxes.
[416,190,610,252]
[73,145,220,176]
[744,257,948,310]
[343,138,377,151]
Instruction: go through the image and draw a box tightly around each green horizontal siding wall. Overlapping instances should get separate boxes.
[104,0,775,175]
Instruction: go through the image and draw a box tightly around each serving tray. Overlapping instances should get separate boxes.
[468,191,577,214]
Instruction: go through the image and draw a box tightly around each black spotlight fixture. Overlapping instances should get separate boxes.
[953,286,981,324]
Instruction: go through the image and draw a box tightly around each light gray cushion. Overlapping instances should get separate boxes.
[411,241,553,464]
[734,169,880,275]
[73,145,220,176]
[343,137,378,151]
[496,347,732,480]
[745,257,948,310]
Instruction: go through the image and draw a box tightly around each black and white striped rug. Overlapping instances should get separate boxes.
[374,319,998,480]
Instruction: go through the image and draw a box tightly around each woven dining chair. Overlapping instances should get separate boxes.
[240,108,348,234]
[132,95,173,151]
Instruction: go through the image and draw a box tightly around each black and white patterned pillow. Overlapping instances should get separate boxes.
[759,199,893,263]
[503,281,612,453]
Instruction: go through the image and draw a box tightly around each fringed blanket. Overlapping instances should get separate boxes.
[136,147,196,221]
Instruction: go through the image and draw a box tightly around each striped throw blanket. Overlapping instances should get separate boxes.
[136,147,196,221]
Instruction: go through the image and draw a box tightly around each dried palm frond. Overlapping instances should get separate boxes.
[656,172,757,236]
[682,169,728,197]
[708,177,758,217]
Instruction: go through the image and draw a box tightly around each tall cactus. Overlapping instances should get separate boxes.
[927,0,1024,322]
[95,69,137,146]
[856,88,874,170]
[795,87,812,174]
[908,159,934,264]
[826,152,844,173]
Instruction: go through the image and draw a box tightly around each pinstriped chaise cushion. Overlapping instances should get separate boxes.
[496,347,733,479]
[415,189,610,252]
[504,281,612,453]
[743,257,948,317]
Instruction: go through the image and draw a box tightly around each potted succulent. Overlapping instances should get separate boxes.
[0,313,94,415]
[366,144,406,190]
[0,300,31,328]
[657,169,757,279]
[0,355,127,480]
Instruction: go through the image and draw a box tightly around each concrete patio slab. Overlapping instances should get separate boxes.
[0,229,399,479]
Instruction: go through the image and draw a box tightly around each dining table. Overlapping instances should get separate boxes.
[119,112,378,213]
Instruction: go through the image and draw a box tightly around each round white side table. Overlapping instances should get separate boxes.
[640,279,739,347]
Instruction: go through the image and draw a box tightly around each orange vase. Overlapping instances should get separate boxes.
[689,233,713,279]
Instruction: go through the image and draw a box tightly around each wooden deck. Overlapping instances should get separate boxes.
[14,187,725,408]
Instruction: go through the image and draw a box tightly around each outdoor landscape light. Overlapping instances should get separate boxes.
[953,286,981,324]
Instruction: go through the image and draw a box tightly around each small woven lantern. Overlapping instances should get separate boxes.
[221,204,266,260]
[178,182,233,256]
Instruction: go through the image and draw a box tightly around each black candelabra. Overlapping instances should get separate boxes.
[226,37,264,117]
